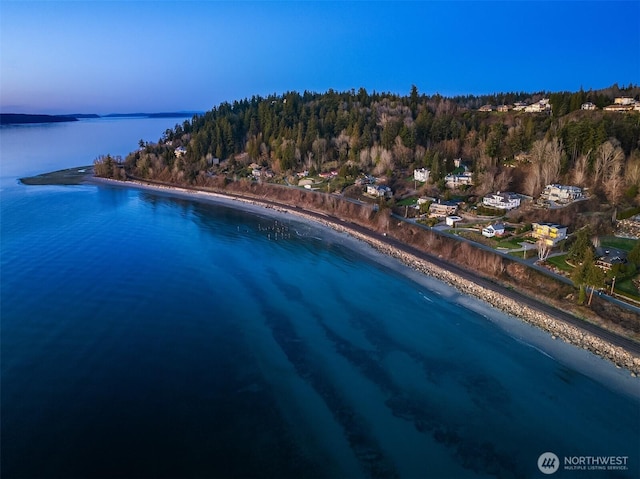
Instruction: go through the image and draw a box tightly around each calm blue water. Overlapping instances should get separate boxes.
[1,119,639,479]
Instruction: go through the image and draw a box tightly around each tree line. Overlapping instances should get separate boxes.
[95,84,640,210]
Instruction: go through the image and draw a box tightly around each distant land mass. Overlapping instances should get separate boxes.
[101,112,202,119]
[0,111,200,125]
[0,113,78,125]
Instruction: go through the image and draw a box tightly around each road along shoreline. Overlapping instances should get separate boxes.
[91,176,640,376]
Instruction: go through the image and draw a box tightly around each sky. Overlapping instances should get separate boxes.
[1,0,638,114]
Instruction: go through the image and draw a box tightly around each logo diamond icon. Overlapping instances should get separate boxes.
[538,452,560,474]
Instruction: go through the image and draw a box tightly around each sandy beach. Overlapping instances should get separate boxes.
[90,176,640,380]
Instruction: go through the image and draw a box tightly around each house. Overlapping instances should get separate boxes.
[413,168,430,183]
[366,185,392,198]
[513,102,527,111]
[175,146,187,157]
[482,223,505,238]
[429,200,458,218]
[581,102,597,110]
[614,97,635,105]
[417,196,435,205]
[538,184,584,206]
[445,171,473,189]
[319,170,338,179]
[445,215,463,227]
[595,248,627,272]
[482,191,521,210]
[479,104,494,112]
[531,222,568,246]
[497,105,511,112]
[604,103,634,112]
[524,99,551,113]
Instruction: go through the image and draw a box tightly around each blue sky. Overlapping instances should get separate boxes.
[1,1,638,114]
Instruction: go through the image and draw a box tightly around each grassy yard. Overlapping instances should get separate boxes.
[615,277,639,296]
[495,238,524,249]
[546,254,574,273]
[396,197,418,206]
[600,236,638,251]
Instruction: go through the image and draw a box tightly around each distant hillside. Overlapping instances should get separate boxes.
[102,112,201,119]
[0,113,79,125]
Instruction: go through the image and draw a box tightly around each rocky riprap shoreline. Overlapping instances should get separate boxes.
[349,232,640,376]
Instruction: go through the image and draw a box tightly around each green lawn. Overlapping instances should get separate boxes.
[600,236,638,252]
[396,197,418,206]
[615,277,640,298]
[495,238,524,249]
[546,254,574,272]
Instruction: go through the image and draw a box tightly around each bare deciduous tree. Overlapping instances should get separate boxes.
[537,239,552,261]
[540,138,563,186]
[603,154,624,205]
[572,153,590,186]
[594,139,624,187]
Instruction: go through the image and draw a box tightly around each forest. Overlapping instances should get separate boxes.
[95,83,640,227]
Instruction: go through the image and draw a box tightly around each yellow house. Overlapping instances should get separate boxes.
[531,222,568,246]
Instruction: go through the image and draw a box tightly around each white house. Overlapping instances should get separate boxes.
[482,223,505,238]
[539,184,583,205]
[413,168,430,183]
[524,99,551,113]
[445,171,473,189]
[513,102,527,111]
[175,146,187,157]
[478,105,494,112]
[581,102,597,110]
[482,192,521,210]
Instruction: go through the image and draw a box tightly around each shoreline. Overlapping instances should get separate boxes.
[90,176,640,376]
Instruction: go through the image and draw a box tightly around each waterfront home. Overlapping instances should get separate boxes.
[445,171,473,189]
[595,248,627,272]
[538,184,584,206]
[482,191,521,210]
[413,168,430,183]
[366,185,392,198]
[429,200,458,218]
[531,222,568,246]
[482,223,505,238]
